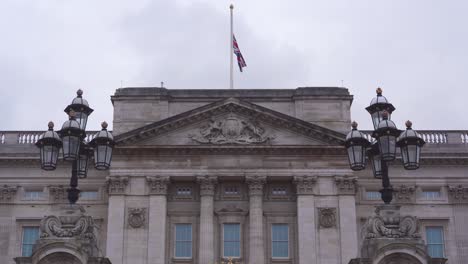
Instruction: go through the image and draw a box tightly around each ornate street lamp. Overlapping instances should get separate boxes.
[345,88,425,204]
[36,90,114,204]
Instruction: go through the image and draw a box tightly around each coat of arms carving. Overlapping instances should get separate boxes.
[189,114,275,144]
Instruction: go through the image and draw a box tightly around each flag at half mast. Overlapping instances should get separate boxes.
[233,35,247,72]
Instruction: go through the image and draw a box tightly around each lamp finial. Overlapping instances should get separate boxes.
[405,120,412,129]
[48,121,54,130]
[101,121,108,129]
[376,87,382,95]
[351,121,358,129]
[77,89,83,97]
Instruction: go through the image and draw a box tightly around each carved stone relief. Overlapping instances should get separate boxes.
[189,114,275,145]
[394,185,416,203]
[448,185,468,203]
[197,175,217,196]
[146,176,170,195]
[105,177,128,195]
[245,175,266,196]
[293,176,317,195]
[319,208,337,228]
[0,185,17,202]
[49,185,67,202]
[334,176,357,195]
[364,205,420,239]
[128,208,146,228]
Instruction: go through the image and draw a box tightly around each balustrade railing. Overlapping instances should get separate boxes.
[0,131,100,145]
[359,130,468,145]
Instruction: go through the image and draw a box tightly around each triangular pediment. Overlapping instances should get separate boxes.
[115,98,345,147]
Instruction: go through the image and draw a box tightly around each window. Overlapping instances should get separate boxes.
[176,187,192,196]
[223,223,241,257]
[175,224,192,258]
[366,191,381,200]
[272,224,289,258]
[426,226,445,257]
[22,227,40,256]
[80,191,99,200]
[23,191,44,200]
[224,186,239,195]
[272,187,287,196]
[422,191,441,199]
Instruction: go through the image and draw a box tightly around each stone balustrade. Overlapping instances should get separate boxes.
[361,130,468,145]
[0,131,101,144]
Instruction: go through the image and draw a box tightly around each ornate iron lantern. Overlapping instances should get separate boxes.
[64,89,94,131]
[59,110,83,161]
[89,121,115,170]
[35,122,62,170]
[365,88,396,130]
[397,120,426,170]
[344,121,370,171]
[372,111,401,161]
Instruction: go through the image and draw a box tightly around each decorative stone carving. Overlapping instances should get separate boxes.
[318,208,337,228]
[365,205,420,239]
[40,213,95,240]
[395,185,416,203]
[0,185,17,202]
[197,175,217,196]
[246,175,267,196]
[106,177,128,194]
[334,176,357,195]
[189,114,275,145]
[128,207,146,228]
[146,176,170,195]
[293,176,317,195]
[49,185,67,202]
[448,185,468,203]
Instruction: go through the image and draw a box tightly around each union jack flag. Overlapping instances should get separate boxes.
[233,35,247,72]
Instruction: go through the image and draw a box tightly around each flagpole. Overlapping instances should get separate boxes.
[230,4,234,89]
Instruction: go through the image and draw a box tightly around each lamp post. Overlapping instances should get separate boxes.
[35,90,114,204]
[344,88,425,204]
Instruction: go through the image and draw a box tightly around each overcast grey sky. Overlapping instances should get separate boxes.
[1,0,467,131]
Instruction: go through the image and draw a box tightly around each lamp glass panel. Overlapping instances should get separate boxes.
[74,112,88,131]
[378,134,396,161]
[76,153,89,178]
[347,145,365,170]
[62,135,80,160]
[370,154,383,178]
[94,144,112,170]
[40,145,59,170]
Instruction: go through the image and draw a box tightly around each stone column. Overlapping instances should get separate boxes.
[197,175,217,264]
[146,176,170,264]
[294,175,318,264]
[246,175,267,264]
[335,176,358,264]
[105,177,128,264]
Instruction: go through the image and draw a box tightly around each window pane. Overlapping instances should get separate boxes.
[80,191,99,200]
[24,191,44,200]
[366,191,381,200]
[224,224,240,257]
[426,227,444,258]
[272,224,288,258]
[422,191,441,199]
[22,227,39,257]
[175,224,192,258]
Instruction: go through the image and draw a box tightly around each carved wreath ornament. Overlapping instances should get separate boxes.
[319,208,336,228]
[190,114,275,145]
[128,208,146,228]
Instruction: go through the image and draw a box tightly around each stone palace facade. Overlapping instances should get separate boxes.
[0,87,467,264]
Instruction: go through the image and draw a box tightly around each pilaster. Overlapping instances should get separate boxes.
[335,176,358,264]
[294,175,318,264]
[197,175,217,264]
[246,175,266,264]
[105,177,128,264]
[146,176,170,264]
